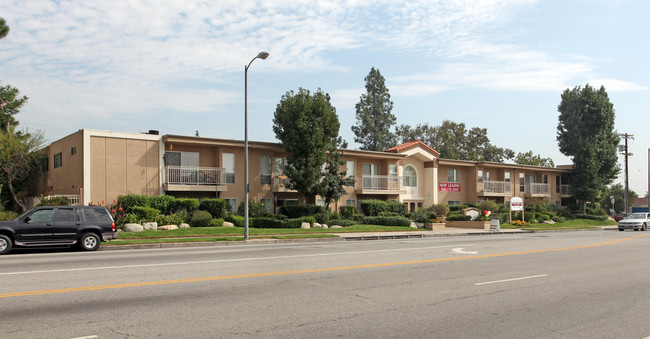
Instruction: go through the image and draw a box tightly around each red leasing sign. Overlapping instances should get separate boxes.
[439,183,461,192]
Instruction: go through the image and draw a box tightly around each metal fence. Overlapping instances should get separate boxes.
[164,166,225,185]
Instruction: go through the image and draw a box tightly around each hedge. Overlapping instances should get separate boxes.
[250,217,285,228]
[446,214,472,221]
[131,206,161,222]
[359,200,407,216]
[339,205,356,219]
[149,195,175,215]
[118,194,150,213]
[189,210,213,227]
[170,198,200,214]
[199,198,229,219]
[328,219,358,227]
[225,215,245,227]
[361,216,411,226]
[279,205,327,218]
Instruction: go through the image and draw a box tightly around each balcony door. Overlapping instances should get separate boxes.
[363,163,379,189]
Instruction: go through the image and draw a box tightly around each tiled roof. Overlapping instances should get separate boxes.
[385,140,440,156]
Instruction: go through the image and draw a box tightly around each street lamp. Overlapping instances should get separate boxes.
[244,51,269,240]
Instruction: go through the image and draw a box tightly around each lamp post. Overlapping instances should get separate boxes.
[244,51,269,240]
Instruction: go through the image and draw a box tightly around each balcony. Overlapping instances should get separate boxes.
[163,166,227,192]
[356,175,405,195]
[560,184,572,196]
[272,175,296,192]
[525,183,550,197]
[479,180,512,196]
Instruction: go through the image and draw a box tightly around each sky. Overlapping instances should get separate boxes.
[1,0,649,197]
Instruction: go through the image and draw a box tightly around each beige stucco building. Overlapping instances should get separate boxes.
[32,129,573,211]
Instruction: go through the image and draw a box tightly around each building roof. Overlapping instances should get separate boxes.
[385,141,440,157]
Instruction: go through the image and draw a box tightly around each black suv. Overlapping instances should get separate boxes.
[0,205,118,254]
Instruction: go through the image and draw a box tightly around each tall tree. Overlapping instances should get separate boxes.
[0,17,9,39]
[319,137,354,207]
[600,183,637,215]
[0,84,28,130]
[0,126,45,212]
[273,88,350,203]
[395,120,514,162]
[351,67,397,151]
[514,151,555,167]
[557,84,620,204]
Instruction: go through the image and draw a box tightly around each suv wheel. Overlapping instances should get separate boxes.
[643,223,647,231]
[78,233,100,251]
[0,234,12,254]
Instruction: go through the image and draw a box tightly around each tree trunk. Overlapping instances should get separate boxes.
[6,172,26,212]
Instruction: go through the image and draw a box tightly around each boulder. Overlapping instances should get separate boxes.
[158,224,179,230]
[142,222,158,230]
[322,224,329,229]
[330,225,343,229]
[410,222,418,229]
[124,223,144,232]
[543,220,555,225]
[222,221,234,227]
[300,222,311,229]
[312,223,323,228]
[179,223,190,228]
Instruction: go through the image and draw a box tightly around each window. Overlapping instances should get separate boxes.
[346,161,355,179]
[363,163,380,189]
[403,166,417,187]
[260,155,271,185]
[316,198,326,207]
[484,171,491,182]
[164,151,199,167]
[260,198,272,213]
[505,172,511,183]
[28,209,54,222]
[346,199,356,207]
[274,157,288,175]
[70,146,77,156]
[477,170,483,183]
[223,153,235,184]
[389,164,398,182]
[448,201,461,206]
[82,207,111,224]
[225,199,237,212]
[448,169,460,183]
[519,173,525,192]
[55,208,78,222]
[53,152,63,168]
[556,175,560,193]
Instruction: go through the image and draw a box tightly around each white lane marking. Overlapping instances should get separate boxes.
[0,244,476,276]
[475,274,548,286]
[449,247,478,254]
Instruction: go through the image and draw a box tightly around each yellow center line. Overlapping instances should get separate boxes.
[2,234,647,298]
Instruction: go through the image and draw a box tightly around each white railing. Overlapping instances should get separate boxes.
[45,194,81,205]
[164,166,226,186]
[482,181,511,194]
[361,175,403,191]
[526,183,550,195]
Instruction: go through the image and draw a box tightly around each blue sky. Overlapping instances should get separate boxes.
[1,0,648,196]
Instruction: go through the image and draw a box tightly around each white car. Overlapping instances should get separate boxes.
[618,213,650,231]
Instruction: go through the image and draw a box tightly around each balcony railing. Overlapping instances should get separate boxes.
[481,180,511,194]
[525,183,550,195]
[273,175,293,191]
[164,166,226,186]
[560,184,572,195]
[360,175,403,191]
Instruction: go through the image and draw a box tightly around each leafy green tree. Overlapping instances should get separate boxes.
[600,183,637,214]
[557,84,619,204]
[351,68,397,151]
[395,120,514,162]
[319,138,354,207]
[0,126,45,212]
[273,88,350,203]
[514,151,555,167]
[0,84,28,131]
[0,17,9,39]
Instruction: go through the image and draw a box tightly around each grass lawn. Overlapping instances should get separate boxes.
[500,218,617,231]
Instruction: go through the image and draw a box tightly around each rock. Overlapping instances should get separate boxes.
[179,223,190,228]
[142,222,158,230]
[158,225,179,230]
[312,223,322,228]
[410,222,418,229]
[330,225,343,228]
[301,222,311,229]
[124,223,144,232]
[222,221,234,227]
[543,220,555,224]
[322,224,328,229]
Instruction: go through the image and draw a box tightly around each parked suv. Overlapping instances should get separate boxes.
[617,213,650,231]
[0,205,117,254]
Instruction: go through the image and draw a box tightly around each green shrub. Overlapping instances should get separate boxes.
[431,204,449,217]
[237,199,269,217]
[211,218,224,227]
[448,204,469,213]
[199,198,229,219]
[412,207,435,223]
[251,217,285,228]
[149,195,175,215]
[225,215,245,227]
[553,216,567,223]
[359,200,407,216]
[328,219,358,227]
[491,213,509,224]
[155,213,184,226]
[538,213,551,221]
[131,206,161,222]
[189,210,212,227]
[0,211,17,221]
[339,205,356,219]
[314,212,330,224]
[478,200,499,213]
[284,218,304,228]
[301,216,316,226]
[446,214,472,221]
[118,194,150,213]
[170,198,199,214]
[38,196,70,206]
[361,216,411,226]
[575,214,609,221]
[279,205,326,218]
[124,213,139,224]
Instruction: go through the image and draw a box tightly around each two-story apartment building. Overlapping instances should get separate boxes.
[31,129,573,212]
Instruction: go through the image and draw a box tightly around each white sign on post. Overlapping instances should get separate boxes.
[510,197,524,211]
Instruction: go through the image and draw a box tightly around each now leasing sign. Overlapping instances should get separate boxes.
[510,197,524,211]
[439,183,461,192]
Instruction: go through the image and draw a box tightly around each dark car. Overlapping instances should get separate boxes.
[0,205,117,254]
[612,213,629,222]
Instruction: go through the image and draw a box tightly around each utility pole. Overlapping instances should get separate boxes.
[619,133,634,213]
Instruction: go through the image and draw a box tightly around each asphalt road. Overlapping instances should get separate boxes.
[1,230,650,338]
